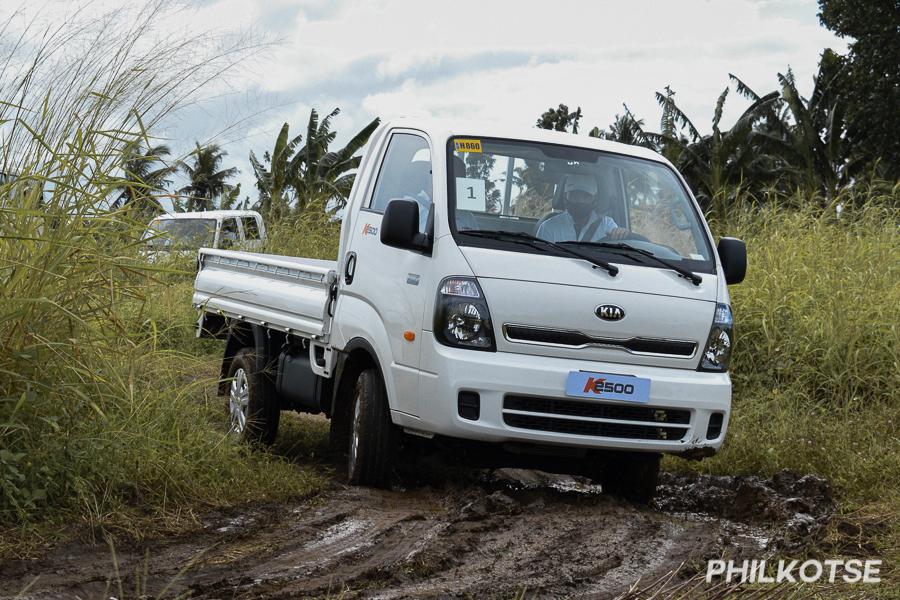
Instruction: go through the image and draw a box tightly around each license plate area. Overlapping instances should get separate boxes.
[565,371,651,403]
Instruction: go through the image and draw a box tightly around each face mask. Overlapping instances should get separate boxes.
[567,199,593,220]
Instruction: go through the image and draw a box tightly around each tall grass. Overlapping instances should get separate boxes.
[690,191,899,502]
[263,209,342,259]
[679,189,900,580]
[0,3,322,543]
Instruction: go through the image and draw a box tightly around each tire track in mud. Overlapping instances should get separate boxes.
[0,468,833,599]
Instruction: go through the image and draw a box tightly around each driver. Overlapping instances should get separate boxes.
[536,174,629,242]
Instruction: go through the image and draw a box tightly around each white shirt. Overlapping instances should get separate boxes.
[536,210,618,243]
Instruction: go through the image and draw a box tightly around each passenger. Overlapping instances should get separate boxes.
[536,174,629,242]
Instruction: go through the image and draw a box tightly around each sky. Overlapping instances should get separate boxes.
[4,0,845,208]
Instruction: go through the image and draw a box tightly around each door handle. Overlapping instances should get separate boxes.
[344,251,357,285]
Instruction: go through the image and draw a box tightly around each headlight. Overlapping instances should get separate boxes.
[434,276,495,351]
[699,303,733,372]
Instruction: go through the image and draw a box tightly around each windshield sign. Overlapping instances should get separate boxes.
[448,137,713,269]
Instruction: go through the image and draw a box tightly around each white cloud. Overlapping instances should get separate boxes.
[1,0,846,206]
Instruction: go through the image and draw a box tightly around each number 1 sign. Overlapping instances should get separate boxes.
[455,177,486,212]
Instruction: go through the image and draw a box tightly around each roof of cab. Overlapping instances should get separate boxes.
[152,210,262,220]
[378,117,672,166]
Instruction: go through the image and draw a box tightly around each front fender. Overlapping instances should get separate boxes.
[331,293,417,416]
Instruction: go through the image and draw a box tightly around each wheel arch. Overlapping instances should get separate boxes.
[330,337,385,418]
[219,321,272,395]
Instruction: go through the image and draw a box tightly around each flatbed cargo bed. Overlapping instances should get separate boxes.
[192,248,337,339]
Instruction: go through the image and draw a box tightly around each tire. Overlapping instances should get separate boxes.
[226,347,280,445]
[346,367,395,488]
[591,451,661,504]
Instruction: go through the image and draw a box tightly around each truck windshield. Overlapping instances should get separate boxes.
[448,137,714,271]
[145,218,216,249]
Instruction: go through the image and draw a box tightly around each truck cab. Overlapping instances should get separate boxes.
[144,210,266,257]
[193,119,746,501]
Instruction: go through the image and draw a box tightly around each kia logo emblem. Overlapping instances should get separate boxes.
[596,304,625,321]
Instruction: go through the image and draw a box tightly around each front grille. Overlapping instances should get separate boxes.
[503,325,696,357]
[504,395,690,425]
[503,413,688,441]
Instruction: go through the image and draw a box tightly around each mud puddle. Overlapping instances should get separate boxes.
[0,467,833,599]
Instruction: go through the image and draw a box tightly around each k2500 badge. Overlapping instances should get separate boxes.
[361,223,378,236]
[565,371,651,403]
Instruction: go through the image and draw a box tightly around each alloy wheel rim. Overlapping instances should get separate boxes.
[228,368,249,435]
[349,382,364,471]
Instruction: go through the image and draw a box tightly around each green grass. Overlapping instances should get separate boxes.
[693,196,899,499]
[0,4,327,556]
[667,192,900,580]
[263,209,343,259]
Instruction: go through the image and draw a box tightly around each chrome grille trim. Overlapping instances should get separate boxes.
[503,323,697,358]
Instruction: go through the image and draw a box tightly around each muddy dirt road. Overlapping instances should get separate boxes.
[1,466,833,599]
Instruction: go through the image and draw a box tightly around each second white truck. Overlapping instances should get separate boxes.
[193,118,747,501]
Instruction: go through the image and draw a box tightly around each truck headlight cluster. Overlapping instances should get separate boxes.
[699,303,733,372]
[434,277,496,351]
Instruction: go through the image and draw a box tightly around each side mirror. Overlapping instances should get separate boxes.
[717,237,747,285]
[381,198,429,251]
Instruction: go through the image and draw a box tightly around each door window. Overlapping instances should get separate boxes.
[368,133,432,234]
[220,218,239,248]
[241,216,260,240]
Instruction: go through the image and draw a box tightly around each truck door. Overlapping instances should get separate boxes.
[343,131,433,416]
[218,217,239,250]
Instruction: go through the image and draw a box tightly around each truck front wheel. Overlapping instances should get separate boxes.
[346,367,395,488]
[592,451,661,504]
[226,348,279,445]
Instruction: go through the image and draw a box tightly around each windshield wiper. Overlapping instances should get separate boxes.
[561,241,702,286]
[460,230,619,277]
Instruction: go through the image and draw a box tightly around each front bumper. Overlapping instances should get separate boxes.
[391,339,731,455]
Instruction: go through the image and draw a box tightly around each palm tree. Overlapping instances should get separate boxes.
[112,142,176,216]
[178,142,238,211]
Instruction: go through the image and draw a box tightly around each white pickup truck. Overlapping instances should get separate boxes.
[145,210,266,256]
[193,118,746,501]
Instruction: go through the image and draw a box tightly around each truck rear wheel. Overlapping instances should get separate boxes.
[226,348,279,445]
[346,367,395,488]
[592,451,661,504]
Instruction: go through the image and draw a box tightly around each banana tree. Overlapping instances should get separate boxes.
[648,84,780,208]
[250,122,301,219]
[290,108,380,214]
[749,61,848,200]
